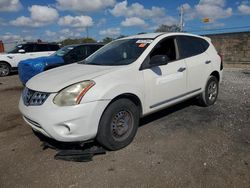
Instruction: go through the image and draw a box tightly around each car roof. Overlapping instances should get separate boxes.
[64,43,103,48]
[23,42,58,45]
[122,33,165,39]
[121,32,205,40]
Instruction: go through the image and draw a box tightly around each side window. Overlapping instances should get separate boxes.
[49,44,60,51]
[178,36,209,58]
[76,46,87,59]
[66,46,87,63]
[150,38,177,61]
[34,44,50,52]
[23,44,35,53]
[86,45,102,56]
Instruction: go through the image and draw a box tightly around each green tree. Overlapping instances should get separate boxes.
[155,24,181,32]
[102,37,113,44]
[81,37,96,43]
[116,35,127,39]
[60,37,97,46]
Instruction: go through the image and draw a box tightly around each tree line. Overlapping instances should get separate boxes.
[60,24,181,46]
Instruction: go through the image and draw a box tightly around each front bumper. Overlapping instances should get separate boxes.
[19,94,110,142]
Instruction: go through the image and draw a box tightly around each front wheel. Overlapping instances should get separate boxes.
[96,98,140,151]
[0,62,11,77]
[198,75,219,107]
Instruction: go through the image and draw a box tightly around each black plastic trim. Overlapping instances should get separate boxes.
[150,88,201,109]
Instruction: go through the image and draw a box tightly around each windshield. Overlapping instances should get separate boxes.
[53,46,75,57]
[8,44,24,53]
[80,39,152,66]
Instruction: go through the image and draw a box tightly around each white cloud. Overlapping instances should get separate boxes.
[56,0,115,12]
[152,16,178,26]
[0,0,22,12]
[238,2,250,14]
[121,17,147,27]
[46,29,83,41]
[180,0,232,21]
[97,18,107,27]
[29,5,59,23]
[10,5,59,27]
[99,27,121,37]
[195,1,232,20]
[45,30,56,37]
[1,33,33,42]
[110,1,178,29]
[58,15,93,28]
[203,22,225,30]
[110,0,165,18]
[10,16,44,27]
[2,34,21,42]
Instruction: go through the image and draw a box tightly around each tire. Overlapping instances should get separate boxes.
[96,98,139,151]
[198,75,219,107]
[0,62,11,77]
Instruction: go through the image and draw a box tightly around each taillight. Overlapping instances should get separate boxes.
[218,53,223,70]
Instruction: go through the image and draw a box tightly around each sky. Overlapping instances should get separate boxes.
[0,0,250,43]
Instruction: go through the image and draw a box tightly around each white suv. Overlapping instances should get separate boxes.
[19,33,223,150]
[0,43,59,76]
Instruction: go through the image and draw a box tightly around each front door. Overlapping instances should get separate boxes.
[142,37,187,112]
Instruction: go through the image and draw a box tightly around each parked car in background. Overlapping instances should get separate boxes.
[18,43,103,84]
[0,42,59,77]
[19,33,223,151]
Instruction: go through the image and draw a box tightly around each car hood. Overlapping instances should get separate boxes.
[19,55,64,67]
[26,63,120,92]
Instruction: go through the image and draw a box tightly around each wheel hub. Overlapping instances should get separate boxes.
[0,64,9,76]
[111,110,133,140]
[208,81,217,102]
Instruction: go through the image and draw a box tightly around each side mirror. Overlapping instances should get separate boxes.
[18,49,25,53]
[149,55,169,67]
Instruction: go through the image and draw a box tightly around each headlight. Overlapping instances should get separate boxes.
[53,80,95,106]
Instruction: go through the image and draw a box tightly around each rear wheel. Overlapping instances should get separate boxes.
[198,75,219,107]
[0,62,11,77]
[96,98,139,151]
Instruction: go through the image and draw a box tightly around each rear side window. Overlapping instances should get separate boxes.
[23,44,35,52]
[177,36,209,58]
[34,44,50,52]
[49,44,60,51]
[86,45,103,56]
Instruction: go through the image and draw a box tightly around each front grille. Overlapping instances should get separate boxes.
[22,87,50,106]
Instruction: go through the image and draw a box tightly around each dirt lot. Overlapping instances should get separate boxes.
[0,68,249,188]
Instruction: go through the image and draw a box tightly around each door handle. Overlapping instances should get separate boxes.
[178,67,186,72]
[205,60,211,64]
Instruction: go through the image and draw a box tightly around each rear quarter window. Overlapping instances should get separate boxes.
[49,44,60,51]
[34,44,50,52]
[177,36,210,59]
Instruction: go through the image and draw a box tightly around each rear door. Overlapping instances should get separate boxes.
[142,36,187,111]
[13,44,36,67]
[177,36,213,92]
[33,44,54,57]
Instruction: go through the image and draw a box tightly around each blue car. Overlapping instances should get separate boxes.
[18,43,103,84]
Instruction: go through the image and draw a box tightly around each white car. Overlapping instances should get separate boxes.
[0,43,59,76]
[19,33,223,150]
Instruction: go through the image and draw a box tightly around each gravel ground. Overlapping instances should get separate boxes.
[0,68,249,188]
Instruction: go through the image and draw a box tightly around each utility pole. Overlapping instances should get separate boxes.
[86,26,89,38]
[179,5,184,32]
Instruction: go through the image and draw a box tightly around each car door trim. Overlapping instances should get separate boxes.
[150,88,201,109]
